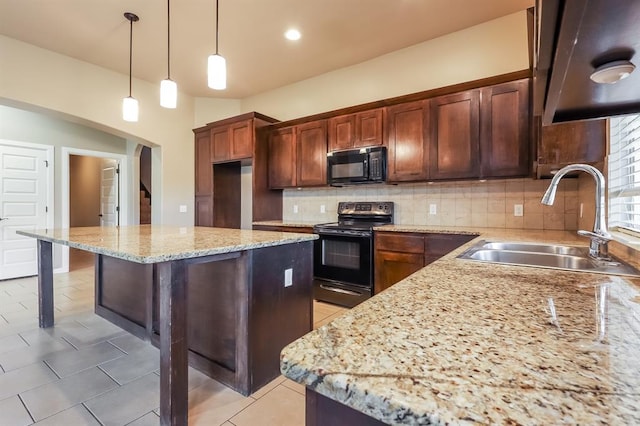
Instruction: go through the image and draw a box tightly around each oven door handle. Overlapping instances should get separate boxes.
[314,229,371,237]
[319,284,363,296]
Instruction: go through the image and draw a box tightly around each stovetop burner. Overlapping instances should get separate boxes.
[313,201,394,233]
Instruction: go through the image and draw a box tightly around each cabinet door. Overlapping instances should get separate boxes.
[480,79,530,177]
[195,131,213,196]
[328,115,355,151]
[297,121,327,186]
[230,119,253,160]
[538,119,606,165]
[195,195,213,227]
[430,91,480,180]
[386,100,430,182]
[268,127,296,188]
[374,250,424,294]
[354,109,384,148]
[211,125,230,163]
[424,233,475,265]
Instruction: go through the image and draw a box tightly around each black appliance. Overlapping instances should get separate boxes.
[327,146,386,186]
[313,201,394,308]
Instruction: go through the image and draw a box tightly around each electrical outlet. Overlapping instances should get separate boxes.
[293,205,299,214]
[284,268,293,287]
[179,205,187,213]
[429,204,437,215]
[320,204,326,213]
[514,204,524,217]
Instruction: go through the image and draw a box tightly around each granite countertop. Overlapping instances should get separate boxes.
[17,225,317,264]
[280,229,640,425]
[253,220,319,228]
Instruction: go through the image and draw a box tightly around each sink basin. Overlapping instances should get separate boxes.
[479,242,585,256]
[457,240,640,277]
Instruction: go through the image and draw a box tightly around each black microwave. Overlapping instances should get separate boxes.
[327,146,386,186]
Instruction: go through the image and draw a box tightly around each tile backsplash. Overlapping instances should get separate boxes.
[283,178,590,231]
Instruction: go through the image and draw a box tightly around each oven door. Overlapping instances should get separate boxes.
[313,229,372,287]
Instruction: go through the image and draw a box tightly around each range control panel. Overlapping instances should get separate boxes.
[337,201,394,217]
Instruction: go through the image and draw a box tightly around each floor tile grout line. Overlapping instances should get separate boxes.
[81,401,105,426]
[42,359,64,380]
[17,393,36,424]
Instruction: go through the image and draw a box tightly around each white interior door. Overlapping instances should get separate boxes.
[0,144,49,280]
[100,159,119,227]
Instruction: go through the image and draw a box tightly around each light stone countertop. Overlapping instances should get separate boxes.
[17,225,317,264]
[280,228,640,425]
[252,220,319,228]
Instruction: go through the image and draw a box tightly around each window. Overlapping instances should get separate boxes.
[608,114,640,234]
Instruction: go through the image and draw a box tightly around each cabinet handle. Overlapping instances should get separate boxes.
[0,217,7,221]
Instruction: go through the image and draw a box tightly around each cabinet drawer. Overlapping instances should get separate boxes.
[375,233,424,253]
[424,234,476,256]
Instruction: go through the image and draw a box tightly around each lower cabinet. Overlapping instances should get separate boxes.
[374,231,476,294]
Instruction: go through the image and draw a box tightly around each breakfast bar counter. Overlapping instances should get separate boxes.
[280,228,640,425]
[17,225,317,426]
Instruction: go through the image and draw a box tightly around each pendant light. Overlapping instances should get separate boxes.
[123,12,139,122]
[160,0,177,108]
[207,0,226,90]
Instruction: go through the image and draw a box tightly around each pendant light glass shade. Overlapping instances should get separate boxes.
[123,96,139,122]
[207,54,226,90]
[160,79,177,108]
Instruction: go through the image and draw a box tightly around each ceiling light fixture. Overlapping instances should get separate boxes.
[160,0,177,108]
[589,60,635,84]
[207,0,226,90]
[123,12,139,122]
[285,29,301,41]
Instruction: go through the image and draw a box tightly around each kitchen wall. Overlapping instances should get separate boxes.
[283,177,589,231]
[240,11,529,121]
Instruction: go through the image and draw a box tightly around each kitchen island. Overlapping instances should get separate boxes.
[281,228,640,425]
[17,225,317,426]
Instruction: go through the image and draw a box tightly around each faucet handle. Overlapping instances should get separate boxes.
[577,229,612,243]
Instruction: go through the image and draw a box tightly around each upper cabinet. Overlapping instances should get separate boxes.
[479,79,531,178]
[429,90,480,180]
[268,120,328,189]
[328,108,384,151]
[536,118,606,177]
[211,119,253,163]
[386,100,430,182]
[535,0,640,124]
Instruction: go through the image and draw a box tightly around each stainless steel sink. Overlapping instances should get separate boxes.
[457,240,640,277]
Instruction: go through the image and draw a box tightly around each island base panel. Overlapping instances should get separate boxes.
[306,388,386,426]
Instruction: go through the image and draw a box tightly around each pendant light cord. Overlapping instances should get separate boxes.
[128,17,133,97]
[215,0,219,54]
[167,0,171,78]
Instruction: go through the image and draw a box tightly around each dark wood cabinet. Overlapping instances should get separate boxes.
[536,118,606,177]
[374,231,475,294]
[386,100,430,182]
[328,109,383,151]
[297,121,327,186]
[268,127,297,188]
[194,112,280,227]
[252,224,314,233]
[480,79,531,178]
[211,119,253,163]
[268,121,327,188]
[195,131,213,196]
[430,90,481,180]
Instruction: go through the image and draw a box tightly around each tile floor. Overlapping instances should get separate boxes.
[0,260,347,426]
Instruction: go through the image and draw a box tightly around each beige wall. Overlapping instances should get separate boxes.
[241,11,529,121]
[69,155,102,227]
[0,35,195,226]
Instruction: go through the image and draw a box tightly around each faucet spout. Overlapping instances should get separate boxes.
[540,164,612,260]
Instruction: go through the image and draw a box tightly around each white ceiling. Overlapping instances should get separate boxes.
[0,0,533,99]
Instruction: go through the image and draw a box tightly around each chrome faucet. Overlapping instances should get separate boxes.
[541,164,612,261]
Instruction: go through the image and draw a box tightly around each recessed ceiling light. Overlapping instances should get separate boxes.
[285,29,301,41]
